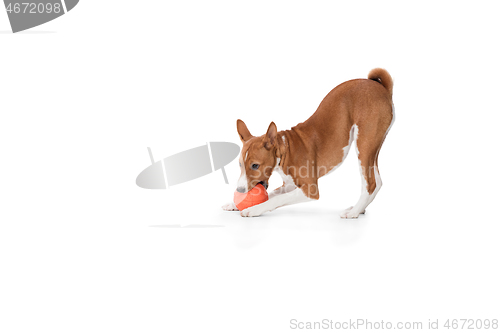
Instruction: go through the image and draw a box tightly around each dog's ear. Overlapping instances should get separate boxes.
[237,119,253,142]
[264,122,277,149]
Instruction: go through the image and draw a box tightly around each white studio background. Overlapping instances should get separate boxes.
[1,1,499,333]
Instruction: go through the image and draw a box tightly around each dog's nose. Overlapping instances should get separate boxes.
[236,186,246,193]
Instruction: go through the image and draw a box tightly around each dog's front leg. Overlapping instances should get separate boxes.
[268,185,290,199]
[240,187,313,217]
[268,174,297,199]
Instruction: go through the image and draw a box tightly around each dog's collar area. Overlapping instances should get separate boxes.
[275,132,288,169]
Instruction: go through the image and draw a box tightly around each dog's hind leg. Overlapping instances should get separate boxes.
[340,123,387,219]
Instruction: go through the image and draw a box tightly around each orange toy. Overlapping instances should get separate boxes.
[234,183,269,211]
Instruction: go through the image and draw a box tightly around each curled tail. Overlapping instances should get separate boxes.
[368,68,393,97]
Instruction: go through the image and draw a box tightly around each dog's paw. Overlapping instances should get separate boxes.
[222,202,238,211]
[340,206,365,219]
[240,206,264,217]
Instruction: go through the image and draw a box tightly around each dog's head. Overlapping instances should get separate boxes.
[236,119,279,193]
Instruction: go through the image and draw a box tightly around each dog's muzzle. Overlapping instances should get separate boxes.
[236,181,268,193]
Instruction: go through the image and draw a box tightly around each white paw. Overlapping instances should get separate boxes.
[222,202,238,211]
[340,206,365,219]
[240,206,264,217]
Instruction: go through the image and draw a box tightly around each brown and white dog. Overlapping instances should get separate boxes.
[222,68,394,218]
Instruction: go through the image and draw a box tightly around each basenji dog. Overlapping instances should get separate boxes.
[222,68,394,218]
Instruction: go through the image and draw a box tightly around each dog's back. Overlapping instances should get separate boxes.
[292,69,394,179]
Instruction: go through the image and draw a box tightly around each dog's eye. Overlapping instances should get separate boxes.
[239,162,241,167]
[251,164,260,170]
